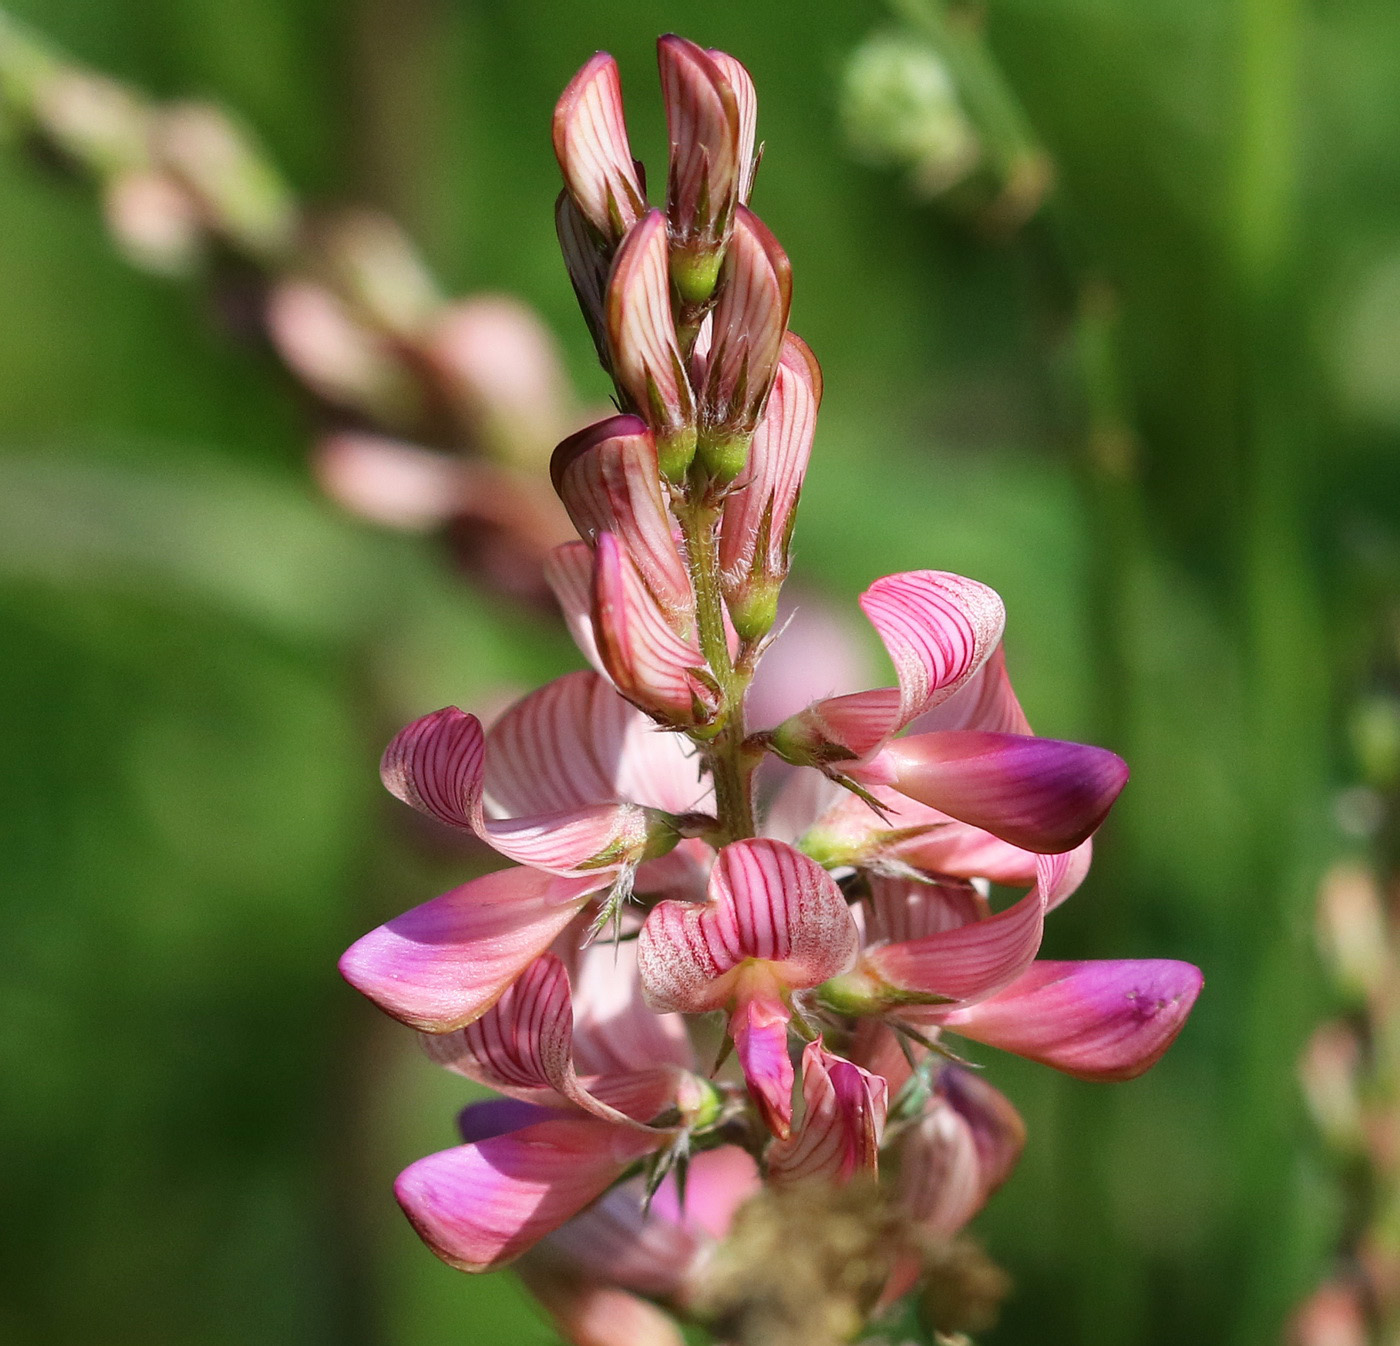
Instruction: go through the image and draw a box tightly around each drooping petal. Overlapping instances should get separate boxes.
[637,838,859,1013]
[605,212,696,470]
[458,1098,570,1144]
[658,36,740,250]
[769,1039,889,1185]
[550,415,693,619]
[396,1117,662,1272]
[593,531,717,728]
[553,53,646,242]
[871,730,1130,854]
[729,974,797,1138]
[940,959,1204,1081]
[338,867,600,1032]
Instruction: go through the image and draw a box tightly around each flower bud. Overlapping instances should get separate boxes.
[605,211,698,480]
[657,35,751,305]
[694,206,792,483]
[720,334,820,640]
[556,191,613,369]
[553,52,646,244]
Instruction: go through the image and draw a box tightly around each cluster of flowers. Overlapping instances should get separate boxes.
[340,36,1203,1342]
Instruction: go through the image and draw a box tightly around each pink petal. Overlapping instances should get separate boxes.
[649,1144,762,1240]
[718,334,820,612]
[545,539,605,672]
[939,1067,1026,1191]
[698,206,792,441]
[637,838,859,1012]
[730,973,797,1139]
[553,53,645,241]
[550,415,693,619]
[862,875,987,945]
[457,1099,569,1143]
[874,729,1130,854]
[380,705,485,832]
[906,644,1032,736]
[706,50,758,202]
[605,212,695,446]
[658,36,740,245]
[896,1098,985,1238]
[519,1267,689,1346]
[864,884,1045,1006]
[396,1117,661,1271]
[769,1039,889,1185]
[593,532,716,727]
[941,958,1204,1080]
[337,867,599,1031]
[314,432,465,531]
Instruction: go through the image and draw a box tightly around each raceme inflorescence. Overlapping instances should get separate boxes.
[339,36,1203,1345]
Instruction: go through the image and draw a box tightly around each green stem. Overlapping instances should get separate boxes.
[678,499,758,842]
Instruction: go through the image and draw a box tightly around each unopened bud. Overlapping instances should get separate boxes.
[553,52,646,244]
[604,211,697,481]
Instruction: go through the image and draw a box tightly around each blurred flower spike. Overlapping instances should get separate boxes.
[340,33,1203,1345]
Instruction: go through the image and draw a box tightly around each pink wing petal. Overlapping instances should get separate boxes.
[338,867,600,1032]
[874,729,1129,854]
[658,35,740,244]
[941,958,1204,1080]
[551,415,693,619]
[395,1117,661,1271]
[381,705,485,832]
[864,884,1045,1006]
[553,53,645,241]
[593,531,716,727]
[637,838,859,1012]
[769,1039,889,1185]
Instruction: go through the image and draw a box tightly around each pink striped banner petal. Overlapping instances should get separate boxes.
[941,958,1204,1081]
[338,867,600,1032]
[768,1039,889,1186]
[395,1117,662,1272]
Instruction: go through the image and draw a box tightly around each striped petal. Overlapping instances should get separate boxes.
[941,959,1204,1081]
[396,1117,662,1272]
[383,702,673,873]
[545,539,605,671]
[706,50,758,202]
[593,531,717,728]
[658,35,740,248]
[553,53,646,242]
[768,1040,889,1186]
[862,875,988,945]
[905,644,1032,736]
[421,953,681,1130]
[556,191,612,364]
[637,838,859,1012]
[872,730,1130,854]
[606,211,695,457]
[550,414,692,618]
[337,866,599,1032]
[698,206,792,448]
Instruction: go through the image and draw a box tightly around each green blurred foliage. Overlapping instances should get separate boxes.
[1,1,1398,1344]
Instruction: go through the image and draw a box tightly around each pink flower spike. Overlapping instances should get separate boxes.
[553,53,646,243]
[337,866,600,1032]
[381,705,672,874]
[396,1116,662,1272]
[769,1040,890,1186]
[695,206,793,482]
[940,958,1204,1081]
[637,838,859,1136]
[593,532,717,728]
[706,50,759,203]
[551,415,693,620]
[872,729,1130,854]
[605,211,697,479]
[719,334,821,641]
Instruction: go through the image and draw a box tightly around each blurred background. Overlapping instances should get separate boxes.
[3,0,1399,1343]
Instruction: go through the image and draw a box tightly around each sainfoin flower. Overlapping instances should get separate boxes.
[340,34,1203,1345]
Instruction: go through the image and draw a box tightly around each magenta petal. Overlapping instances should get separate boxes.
[877,730,1130,854]
[862,875,987,945]
[729,983,796,1139]
[395,1118,661,1271]
[941,959,1205,1081]
[337,866,598,1032]
[457,1098,571,1144]
[865,884,1045,1005]
[769,1039,889,1185]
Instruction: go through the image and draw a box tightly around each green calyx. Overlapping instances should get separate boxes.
[728,581,780,644]
[696,429,751,485]
[671,246,724,307]
[657,425,699,483]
